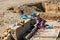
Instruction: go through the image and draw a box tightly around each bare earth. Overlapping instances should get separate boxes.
[0,0,47,11]
[0,0,60,40]
[0,0,47,35]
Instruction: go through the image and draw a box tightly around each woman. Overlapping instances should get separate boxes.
[35,17,46,29]
[34,16,41,29]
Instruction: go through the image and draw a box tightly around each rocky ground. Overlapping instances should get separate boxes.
[30,22,60,40]
[0,0,48,35]
[0,0,60,39]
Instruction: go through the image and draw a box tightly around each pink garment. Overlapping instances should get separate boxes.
[34,17,39,24]
[34,17,41,29]
[37,21,45,29]
[40,21,43,27]
[40,21,45,27]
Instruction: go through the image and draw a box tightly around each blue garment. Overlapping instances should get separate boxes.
[46,26,53,29]
[31,12,36,17]
[21,14,28,19]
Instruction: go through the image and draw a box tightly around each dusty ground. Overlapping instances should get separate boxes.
[0,0,47,11]
[30,28,60,40]
[0,0,48,35]
[30,22,60,40]
[0,0,60,39]
[39,12,60,21]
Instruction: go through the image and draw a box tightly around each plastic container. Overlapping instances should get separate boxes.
[20,18,25,24]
